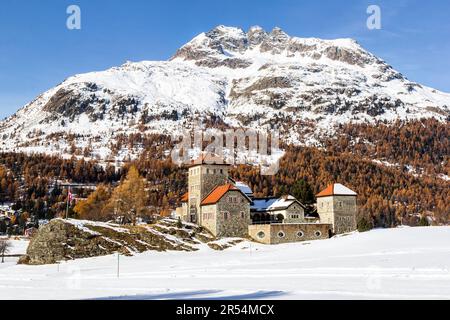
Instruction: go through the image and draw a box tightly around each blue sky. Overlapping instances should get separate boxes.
[1,0,449,119]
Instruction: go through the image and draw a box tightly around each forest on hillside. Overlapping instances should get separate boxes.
[0,119,448,228]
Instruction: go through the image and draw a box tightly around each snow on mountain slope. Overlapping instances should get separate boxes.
[1,226,449,300]
[1,25,449,159]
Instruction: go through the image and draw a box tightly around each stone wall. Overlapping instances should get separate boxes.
[187,166,201,223]
[317,196,334,225]
[277,203,305,223]
[200,204,218,236]
[332,195,357,234]
[317,195,357,234]
[214,190,251,238]
[188,164,229,224]
[248,223,332,245]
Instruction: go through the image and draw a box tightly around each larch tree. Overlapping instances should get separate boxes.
[106,166,148,225]
[74,184,112,221]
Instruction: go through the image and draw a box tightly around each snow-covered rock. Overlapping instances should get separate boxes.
[19,218,216,265]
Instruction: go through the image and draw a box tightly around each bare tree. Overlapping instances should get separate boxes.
[0,239,12,263]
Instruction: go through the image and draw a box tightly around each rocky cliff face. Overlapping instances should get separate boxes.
[19,218,216,265]
[1,25,449,159]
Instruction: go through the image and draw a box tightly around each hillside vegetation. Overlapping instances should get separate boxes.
[1,120,448,227]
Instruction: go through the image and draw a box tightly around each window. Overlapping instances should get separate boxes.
[257,231,265,239]
[291,214,299,219]
[240,212,245,219]
[315,231,322,237]
[277,231,286,238]
[207,169,210,174]
[220,169,223,174]
[223,212,229,220]
[338,201,343,208]
[297,231,304,238]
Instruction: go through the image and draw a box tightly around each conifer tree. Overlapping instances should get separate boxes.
[74,184,111,221]
[105,166,148,225]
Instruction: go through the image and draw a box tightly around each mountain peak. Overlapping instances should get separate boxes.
[1,25,449,159]
[270,26,289,38]
[205,25,246,39]
[172,25,376,68]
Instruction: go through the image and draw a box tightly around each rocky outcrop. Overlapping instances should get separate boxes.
[19,218,216,265]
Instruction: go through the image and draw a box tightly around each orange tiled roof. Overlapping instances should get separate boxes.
[181,192,189,203]
[201,184,239,206]
[316,184,334,197]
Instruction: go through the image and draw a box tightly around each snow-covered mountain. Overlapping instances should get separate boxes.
[1,25,449,159]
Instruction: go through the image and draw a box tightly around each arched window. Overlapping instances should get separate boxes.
[257,231,265,239]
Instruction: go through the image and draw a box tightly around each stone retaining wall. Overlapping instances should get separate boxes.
[248,223,332,244]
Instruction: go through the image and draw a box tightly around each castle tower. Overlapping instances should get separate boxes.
[187,155,230,224]
[316,183,357,235]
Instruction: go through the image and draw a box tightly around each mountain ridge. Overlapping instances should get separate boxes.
[1,25,449,160]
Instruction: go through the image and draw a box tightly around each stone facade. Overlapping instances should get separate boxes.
[317,195,357,235]
[275,202,305,223]
[215,190,251,237]
[176,161,358,243]
[248,223,332,245]
[200,204,218,236]
[201,190,251,238]
[188,164,229,224]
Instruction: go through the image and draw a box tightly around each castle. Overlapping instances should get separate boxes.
[175,156,357,244]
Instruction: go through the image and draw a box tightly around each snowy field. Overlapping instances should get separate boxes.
[0,227,449,300]
[0,237,29,255]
